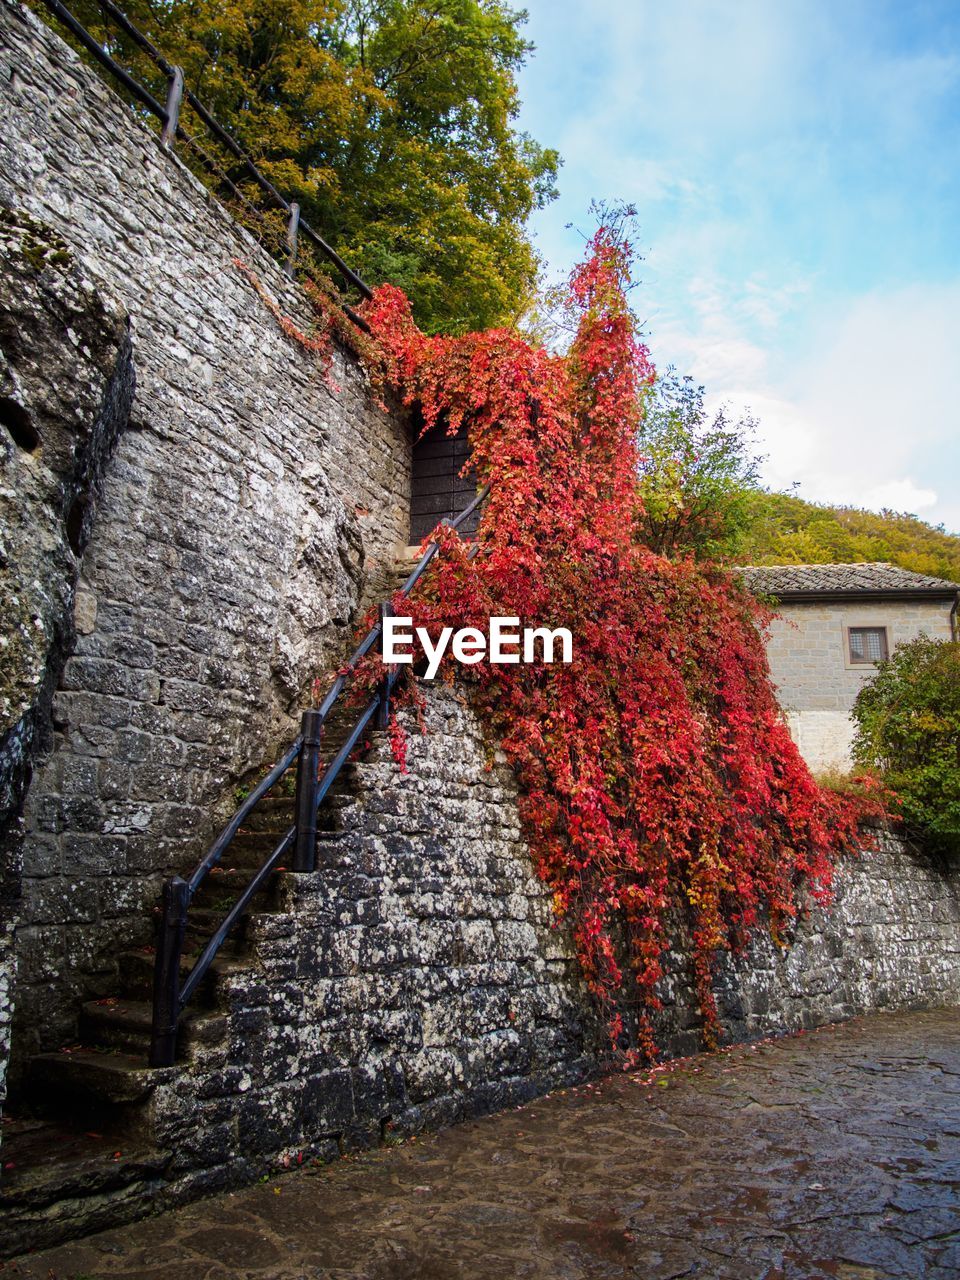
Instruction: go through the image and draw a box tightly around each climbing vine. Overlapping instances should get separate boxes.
[247,225,887,1056]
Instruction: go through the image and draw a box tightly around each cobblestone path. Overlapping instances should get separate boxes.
[4,1008,959,1279]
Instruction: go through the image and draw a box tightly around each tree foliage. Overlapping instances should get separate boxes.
[636,369,763,561]
[307,224,885,1056]
[852,636,960,856]
[50,0,558,334]
[740,491,960,581]
[634,385,960,577]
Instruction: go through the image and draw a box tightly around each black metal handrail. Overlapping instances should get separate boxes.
[149,483,490,1066]
[36,0,373,322]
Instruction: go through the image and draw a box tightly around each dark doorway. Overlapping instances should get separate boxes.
[409,422,481,543]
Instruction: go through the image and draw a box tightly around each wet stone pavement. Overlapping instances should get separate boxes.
[4,1008,960,1280]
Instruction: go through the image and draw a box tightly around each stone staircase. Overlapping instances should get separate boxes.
[0,702,370,1254]
[0,673,577,1262]
[0,547,430,1254]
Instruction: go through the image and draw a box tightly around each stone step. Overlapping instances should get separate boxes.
[192,862,271,908]
[0,1117,170,1258]
[225,830,290,868]
[240,802,295,835]
[181,901,254,943]
[227,710,369,839]
[27,1047,160,1112]
[116,948,247,1003]
[237,790,296,812]
[79,998,228,1057]
[180,884,292,959]
[0,686,385,1256]
[321,718,360,747]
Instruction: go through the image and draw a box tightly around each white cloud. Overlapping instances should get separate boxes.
[518,0,960,534]
[651,279,960,531]
[861,479,939,513]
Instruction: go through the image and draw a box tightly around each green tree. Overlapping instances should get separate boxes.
[852,635,960,855]
[50,0,559,334]
[635,368,763,560]
[739,491,960,581]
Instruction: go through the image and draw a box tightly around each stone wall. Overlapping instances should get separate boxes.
[195,691,960,1138]
[1,1,960,1251]
[147,689,596,1209]
[0,204,135,1114]
[764,598,955,772]
[181,692,959,1174]
[0,0,411,1072]
[3,684,960,1254]
[655,826,960,1057]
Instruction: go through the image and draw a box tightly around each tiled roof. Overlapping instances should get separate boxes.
[737,562,960,600]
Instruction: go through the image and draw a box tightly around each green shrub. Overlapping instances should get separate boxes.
[852,634,960,854]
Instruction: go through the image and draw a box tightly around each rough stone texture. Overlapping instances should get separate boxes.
[0,0,411,1070]
[0,687,959,1254]
[1,0,960,1259]
[7,1008,960,1280]
[654,826,960,1058]
[0,204,134,1119]
[146,689,597,1192]
[0,208,131,808]
[762,598,955,772]
[143,692,960,1203]
[93,697,960,1175]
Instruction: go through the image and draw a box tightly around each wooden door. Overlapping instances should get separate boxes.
[409,422,480,542]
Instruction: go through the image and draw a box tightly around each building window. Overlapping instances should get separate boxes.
[848,626,889,664]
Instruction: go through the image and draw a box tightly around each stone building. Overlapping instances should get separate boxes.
[739,563,959,773]
[2,2,960,1256]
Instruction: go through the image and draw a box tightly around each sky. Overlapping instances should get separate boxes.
[514,0,960,534]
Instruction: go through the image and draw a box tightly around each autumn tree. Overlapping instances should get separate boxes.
[739,491,960,582]
[49,0,559,333]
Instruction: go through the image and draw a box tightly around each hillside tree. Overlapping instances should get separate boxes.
[51,0,559,333]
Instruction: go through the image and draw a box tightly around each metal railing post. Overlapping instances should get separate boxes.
[377,602,391,730]
[160,65,184,147]
[38,0,374,305]
[150,875,189,1067]
[285,202,301,277]
[293,709,323,872]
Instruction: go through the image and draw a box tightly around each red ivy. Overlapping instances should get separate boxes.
[252,228,888,1057]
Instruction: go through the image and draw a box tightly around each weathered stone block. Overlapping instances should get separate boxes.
[300,1069,354,1135]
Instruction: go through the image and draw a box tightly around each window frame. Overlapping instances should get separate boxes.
[844,624,890,667]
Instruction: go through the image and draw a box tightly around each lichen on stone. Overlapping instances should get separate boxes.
[0,207,72,274]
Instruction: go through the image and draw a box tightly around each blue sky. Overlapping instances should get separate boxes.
[514,0,960,534]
